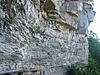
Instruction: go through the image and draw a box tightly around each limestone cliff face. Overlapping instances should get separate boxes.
[0,0,95,75]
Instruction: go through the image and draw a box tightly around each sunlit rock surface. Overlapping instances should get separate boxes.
[0,0,95,75]
[77,3,95,34]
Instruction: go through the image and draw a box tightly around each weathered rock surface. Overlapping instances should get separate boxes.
[77,3,95,34]
[0,0,95,75]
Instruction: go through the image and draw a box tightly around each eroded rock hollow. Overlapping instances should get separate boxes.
[0,0,95,75]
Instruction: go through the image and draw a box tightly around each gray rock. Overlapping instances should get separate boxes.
[0,9,5,19]
[0,0,95,75]
[77,3,95,34]
[60,1,83,12]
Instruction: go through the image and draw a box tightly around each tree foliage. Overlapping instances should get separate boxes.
[88,31,100,62]
[69,57,100,75]
[68,31,100,75]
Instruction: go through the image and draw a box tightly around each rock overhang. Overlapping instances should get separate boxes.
[0,0,95,75]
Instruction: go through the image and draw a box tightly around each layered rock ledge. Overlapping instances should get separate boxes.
[0,0,95,75]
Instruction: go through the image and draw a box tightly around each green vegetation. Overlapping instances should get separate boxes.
[88,34,100,62]
[68,31,100,75]
[69,57,100,75]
